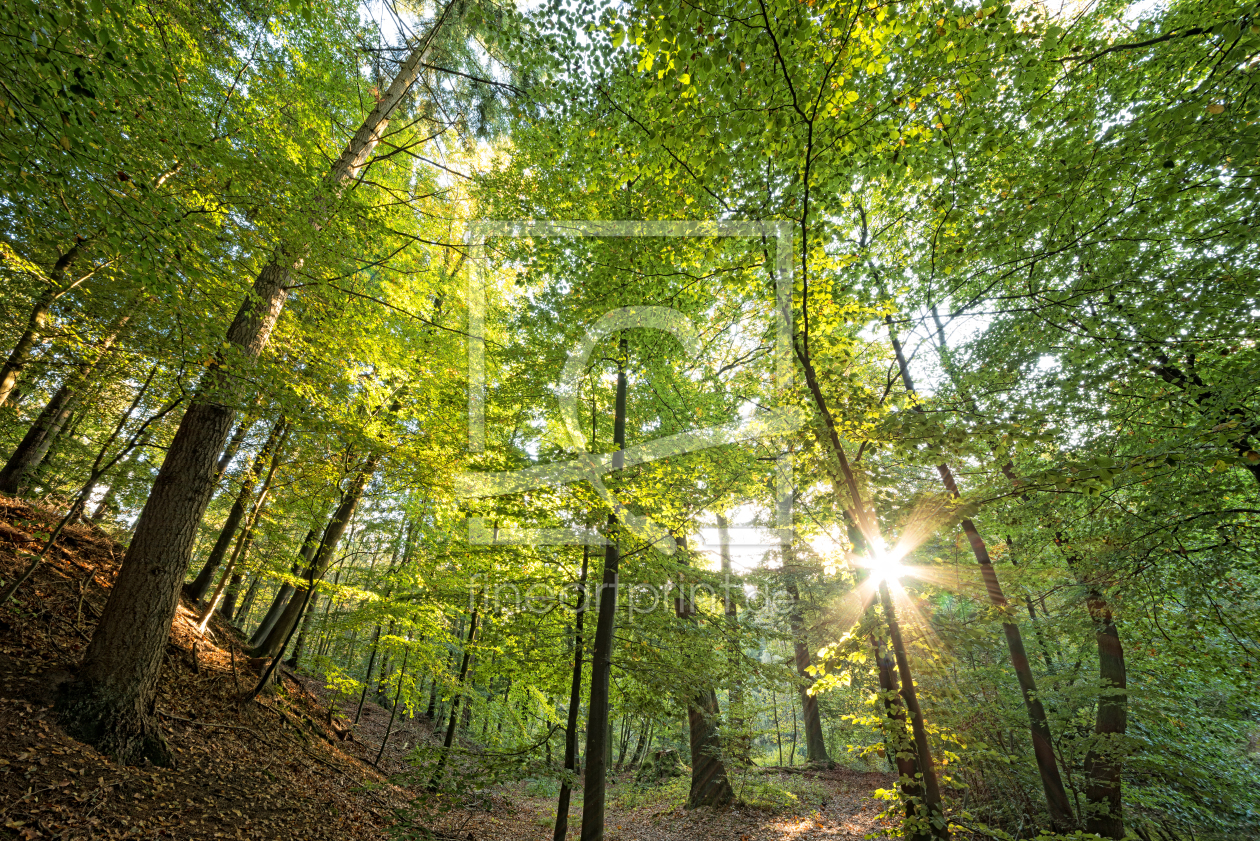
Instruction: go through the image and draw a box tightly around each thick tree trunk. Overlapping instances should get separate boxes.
[580,337,628,841]
[0,242,81,407]
[186,416,287,602]
[553,545,588,841]
[55,9,455,763]
[674,535,734,807]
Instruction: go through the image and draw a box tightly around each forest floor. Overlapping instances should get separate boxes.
[0,495,893,841]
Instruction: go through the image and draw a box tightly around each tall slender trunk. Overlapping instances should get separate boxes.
[0,305,132,494]
[792,329,947,839]
[375,645,411,765]
[56,8,456,765]
[717,514,748,763]
[214,417,254,484]
[232,571,263,625]
[554,544,588,840]
[256,454,380,659]
[0,242,81,407]
[67,364,159,523]
[580,337,628,841]
[428,606,479,790]
[249,528,317,647]
[187,416,287,601]
[884,315,1075,832]
[879,580,948,839]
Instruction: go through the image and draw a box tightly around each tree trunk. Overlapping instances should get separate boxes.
[0,242,80,407]
[428,606,479,790]
[885,315,1075,832]
[249,529,317,647]
[871,625,927,839]
[879,580,948,840]
[674,535,734,808]
[55,9,455,764]
[783,571,830,766]
[1083,588,1126,839]
[214,417,253,484]
[232,571,263,625]
[580,336,628,841]
[256,455,379,659]
[186,416,287,602]
[0,305,132,494]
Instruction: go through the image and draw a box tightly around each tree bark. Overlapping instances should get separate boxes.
[553,544,588,841]
[55,8,456,763]
[256,455,379,659]
[871,628,927,839]
[884,315,1075,832]
[674,536,734,807]
[580,336,628,841]
[784,579,830,766]
[1083,589,1126,839]
[248,529,317,647]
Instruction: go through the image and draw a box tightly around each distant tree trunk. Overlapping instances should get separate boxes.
[0,305,132,494]
[255,454,379,659]
[55,9,455,764]
[249,529,318,647]
[1084,588,1127,839]
[717,514,748,763]
[233,571,263,624]
[581,336,628,841]
[375,645,411,765]
[783,577,830,766]
[186,416,287,602]
[0,242,81,407]
[674,535,734,808]
[214,417,253,484]
[428,606,478,790]
[67,364,159,523]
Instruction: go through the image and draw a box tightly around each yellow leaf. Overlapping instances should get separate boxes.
[60,135,71,150]
[1207,103,1225,115]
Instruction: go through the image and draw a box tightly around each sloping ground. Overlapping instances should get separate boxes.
[0,495,414,841]
[0,495,892,841]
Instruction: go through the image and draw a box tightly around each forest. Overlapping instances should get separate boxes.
[0,0,1256,839]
